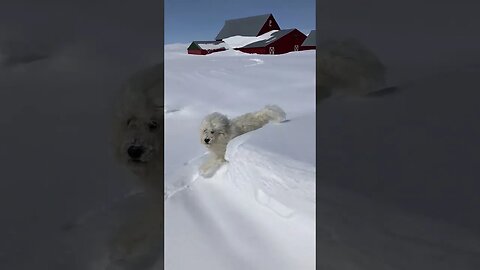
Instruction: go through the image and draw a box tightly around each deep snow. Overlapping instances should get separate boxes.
[164,46,316,270]
[164,43,480,270]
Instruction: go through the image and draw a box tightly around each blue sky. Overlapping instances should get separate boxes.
[165,0,315,44]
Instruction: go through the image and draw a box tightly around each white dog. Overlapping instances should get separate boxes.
[199,105,286,176]
[112,63,164,193]
[109,63,164,270]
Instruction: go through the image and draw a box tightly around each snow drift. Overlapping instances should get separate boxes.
[164,44,316,270]
[163,43,480,270]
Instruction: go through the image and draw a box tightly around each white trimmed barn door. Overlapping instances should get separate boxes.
[269,47,275,55]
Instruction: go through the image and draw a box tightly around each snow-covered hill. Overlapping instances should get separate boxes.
[165,126,316,270]
[164,44,316,269]
[164,45,315,178]
[164,43,480,270]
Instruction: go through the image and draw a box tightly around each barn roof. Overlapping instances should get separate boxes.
[302,30,316,46]
[188,41,227,50]
[216,14,274,40]
[240,29,297,48]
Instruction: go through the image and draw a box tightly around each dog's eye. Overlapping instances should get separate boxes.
[148,120,158,131]
[210,131,215,134]
[126,118,133,126]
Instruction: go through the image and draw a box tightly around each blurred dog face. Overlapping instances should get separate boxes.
[200,112,230,148]
[114,108,162,176]
[111,63,165,196]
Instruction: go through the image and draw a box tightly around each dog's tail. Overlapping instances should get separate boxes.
[231,105,286,137]
[260,105,286,123]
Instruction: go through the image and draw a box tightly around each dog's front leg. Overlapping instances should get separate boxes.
[199,153,227,178]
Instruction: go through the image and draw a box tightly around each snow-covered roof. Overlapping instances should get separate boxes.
[240,29,298,48]
[215,14,275,40]
[188,41,227,51]
[221,30,279,49]
[302,30,316,47]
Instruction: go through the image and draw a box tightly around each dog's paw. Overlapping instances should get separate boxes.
[199,158,226,178]
[199,164,217,178]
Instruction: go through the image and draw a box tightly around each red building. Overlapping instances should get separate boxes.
[236,29,307,55]
[216,14,280,40]
[300,30,316,51]
[187,41,227,55]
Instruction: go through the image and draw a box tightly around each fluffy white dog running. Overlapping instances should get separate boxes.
[199,105,286,177]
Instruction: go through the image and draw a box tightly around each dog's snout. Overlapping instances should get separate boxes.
[128,145,145,159]
[204,138,210,144]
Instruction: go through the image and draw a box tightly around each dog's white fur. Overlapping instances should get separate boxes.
[199,105,286,176]
[110,64,164,269]
[112,63,164,194]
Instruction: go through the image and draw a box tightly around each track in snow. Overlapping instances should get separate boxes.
[164,137,316,270]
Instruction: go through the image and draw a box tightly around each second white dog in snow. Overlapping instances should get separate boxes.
[199,105,286,177]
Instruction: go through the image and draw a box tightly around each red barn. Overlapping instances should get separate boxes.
[187,41,228,55]
[300,30,316,50]
[216,14,280,41]
[236,29,307,55]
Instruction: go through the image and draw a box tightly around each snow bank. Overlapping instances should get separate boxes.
[164,43,480,270]
[164,45,315,178]
[165,120,316,270]
[164,43,316,269]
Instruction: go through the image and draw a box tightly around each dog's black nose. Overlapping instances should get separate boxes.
[204,138,210,144]
[128,146,144,159]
